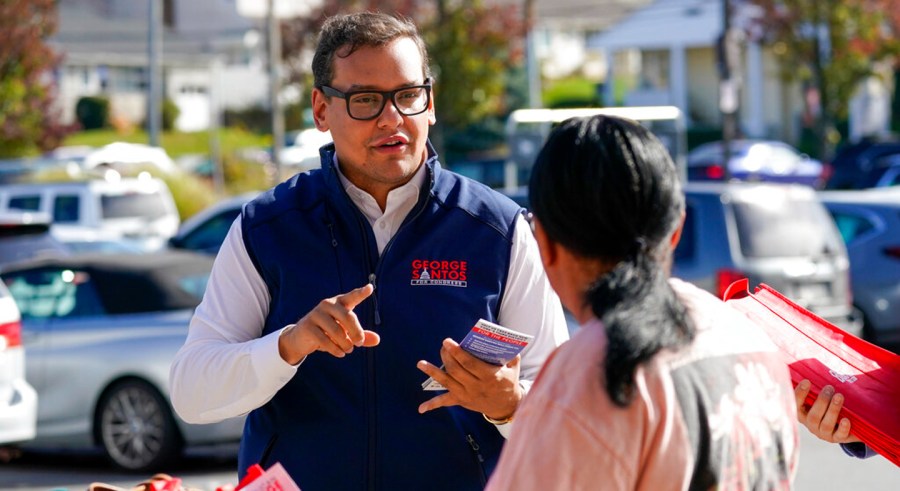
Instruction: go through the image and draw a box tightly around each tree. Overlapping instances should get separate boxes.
[279,0,526,158]
[0,0,72,157]
[747,0,900,159]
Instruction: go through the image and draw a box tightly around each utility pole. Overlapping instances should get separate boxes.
[209,57,225,196]
[267,0,285,184]
[718,0,740,181]
[524,0,541,108]
[147,0,163,147]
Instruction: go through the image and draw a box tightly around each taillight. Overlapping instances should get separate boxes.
[706,165,725,180]
[716,269,746,299]
[883,246,900,260]
[0,320,22,349]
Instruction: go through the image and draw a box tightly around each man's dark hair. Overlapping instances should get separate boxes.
[312,11,432,89]
[528,115,695,407]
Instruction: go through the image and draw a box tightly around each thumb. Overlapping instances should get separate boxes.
[361,330,381,347]
[506,354,521,369]
[338,283,375,309]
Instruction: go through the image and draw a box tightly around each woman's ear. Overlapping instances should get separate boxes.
[533,219,557,269]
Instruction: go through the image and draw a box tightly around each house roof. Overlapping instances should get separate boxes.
[51,0,254,67]
[532,0,656,31]
[586,0,726,50]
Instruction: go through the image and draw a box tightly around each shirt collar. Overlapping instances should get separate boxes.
[334,154,427,219]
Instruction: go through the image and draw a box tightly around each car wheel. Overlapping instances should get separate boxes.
[96,379,183,472]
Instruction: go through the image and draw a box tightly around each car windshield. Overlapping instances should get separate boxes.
[101,192,168,220]
[732,197,842,258]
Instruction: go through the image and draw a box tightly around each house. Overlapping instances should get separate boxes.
[51,0,270,132]
[584,0,804,142]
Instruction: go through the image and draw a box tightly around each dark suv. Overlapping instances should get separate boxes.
[824,138,900,190]
[673,182,861,336]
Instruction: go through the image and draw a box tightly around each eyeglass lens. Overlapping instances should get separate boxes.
[348,87,429,119]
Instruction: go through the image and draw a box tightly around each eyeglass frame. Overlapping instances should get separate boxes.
[317,78,433,121]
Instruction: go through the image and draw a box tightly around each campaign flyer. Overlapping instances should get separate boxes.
[422,318,534,391]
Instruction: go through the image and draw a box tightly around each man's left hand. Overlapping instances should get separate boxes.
[416,338,523,421]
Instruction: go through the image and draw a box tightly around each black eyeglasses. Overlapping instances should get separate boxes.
[319,79,432,121]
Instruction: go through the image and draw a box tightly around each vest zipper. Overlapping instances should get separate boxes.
[466,433,488,486]
[326,223,338,247]
[368,273,380,325]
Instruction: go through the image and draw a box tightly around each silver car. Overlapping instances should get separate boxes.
[0,251,244,472]
[673,182,861,336]
[819,188,900,351]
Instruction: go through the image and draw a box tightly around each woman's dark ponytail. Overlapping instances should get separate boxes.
[587,252,693,406]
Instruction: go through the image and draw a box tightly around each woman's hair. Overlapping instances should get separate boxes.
[528,115,695,406]
[312,12,432,89]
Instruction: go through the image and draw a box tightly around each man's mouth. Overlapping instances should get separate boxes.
[373,135,409,148]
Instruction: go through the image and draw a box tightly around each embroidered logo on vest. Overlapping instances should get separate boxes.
[411,259,467,287]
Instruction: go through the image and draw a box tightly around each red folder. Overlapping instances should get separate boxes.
[722,279,900,467]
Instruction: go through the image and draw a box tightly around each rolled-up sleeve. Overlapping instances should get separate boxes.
[169,217,297,423]
[493,213,570,437]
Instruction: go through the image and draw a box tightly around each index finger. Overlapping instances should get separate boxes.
[337,283,374,309]
[794,379,812,415]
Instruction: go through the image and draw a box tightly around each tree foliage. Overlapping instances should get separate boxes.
[747,0,900,154]
[279,0,525,137]
[0,0,72,157]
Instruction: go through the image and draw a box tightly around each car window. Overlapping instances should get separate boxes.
[0,224,69,269]
[8,195,41,211]
[673,202,696,261]
[179,208,241,252]
[53,194,81,223]
[827,210,875,245]
[731,198,841,258]
[3,269,104,319]
[101,192,168,220]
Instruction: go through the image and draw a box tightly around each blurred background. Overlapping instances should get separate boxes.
[1,0,899,488]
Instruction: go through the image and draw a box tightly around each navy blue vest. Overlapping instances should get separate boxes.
[237,143,522,490]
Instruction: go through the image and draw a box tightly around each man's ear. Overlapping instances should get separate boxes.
[427,84,437,126]
[311,87,330,132]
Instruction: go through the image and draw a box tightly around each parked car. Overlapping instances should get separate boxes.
[818,188,900,351]
[673,182,861,336]
[824,138,900,190]
[687,139,824,187]
[0,211,69,271]
[0,176,180,251]
[0,278,38,445]
[871,153,900,188]
[0,251,244,471]
[82,142,177,174]
[279,129,332,172]
[168,192,260,255]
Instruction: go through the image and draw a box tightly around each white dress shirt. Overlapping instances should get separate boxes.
[169,163,569,438]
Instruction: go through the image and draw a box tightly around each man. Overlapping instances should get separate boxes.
[168,11,568,491]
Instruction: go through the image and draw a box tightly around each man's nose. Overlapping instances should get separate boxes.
[377,97,404,127]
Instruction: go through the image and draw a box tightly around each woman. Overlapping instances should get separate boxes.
[487,116,799,490]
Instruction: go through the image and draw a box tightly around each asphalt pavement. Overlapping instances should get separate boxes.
[1,431,897,490]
